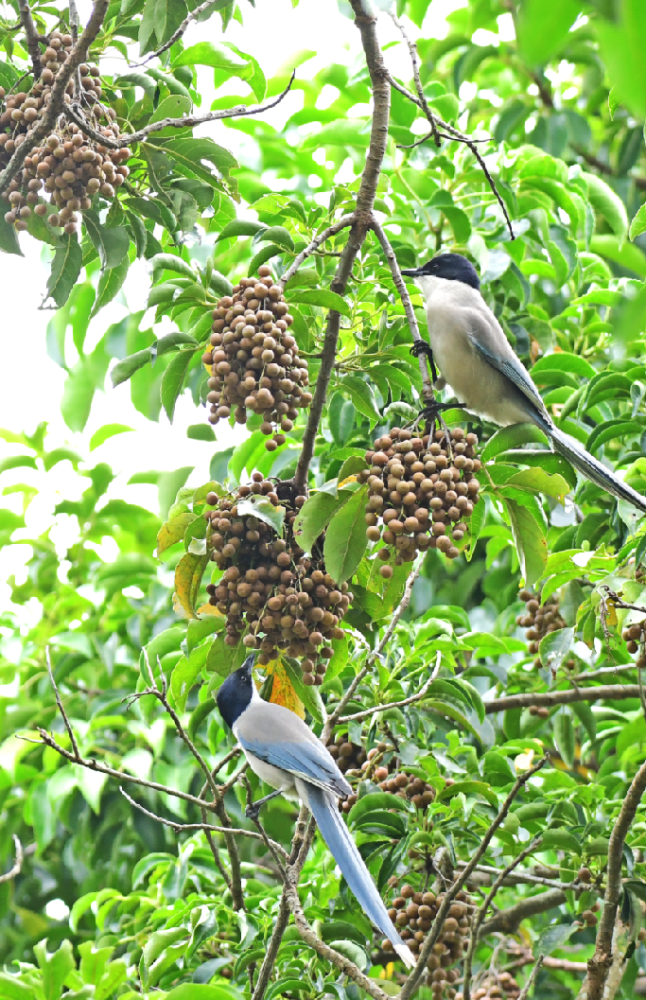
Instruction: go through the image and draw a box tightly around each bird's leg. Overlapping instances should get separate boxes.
[245,788,282,820]
[410,340,438,383]
[419,400,467,423]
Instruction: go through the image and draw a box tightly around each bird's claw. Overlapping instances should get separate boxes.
[410,340,433,359]
[245,803,260,821]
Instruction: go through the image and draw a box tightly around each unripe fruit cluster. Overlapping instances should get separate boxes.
[361,427,481,573]
[516,589,567,662]
[0,33,130,235]
[621,620,646,668]
[383,884,474,995]
[205,475,350,682]
[456,972,521,1000]
[203,266,311,448]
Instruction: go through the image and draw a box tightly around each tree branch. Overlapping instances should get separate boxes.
[580,758,646,1000]
[388,11,441,146]
[0,0,110,198]
[18,0,41,80]
[370,218,435,399]
[463,838,542,1000]
[457,860,596,893]
[280,214,356,288]
[294,0,390,493]
[485,684,643,714]
[64,72,296,148]
[400,756,549,999]
[479,888,567,936]
[519,954,544,1000]
[46,646,81,760]
[0,836,24,885]
[134,0,223,65]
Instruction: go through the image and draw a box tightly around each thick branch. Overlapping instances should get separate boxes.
[485,684,643,714]
[280,214,356,288]
[0,836,24,885]
[581,758,646,1000]
[370,218,435,399]
[18,0,41,79]
[294,0,390,493]
[479,888,566,936]
[65,72,295,148]
[0,0,109,197]
[400,756,549,999]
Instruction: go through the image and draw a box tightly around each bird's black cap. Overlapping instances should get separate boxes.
[216,653,255,729]
[401,253,480,291]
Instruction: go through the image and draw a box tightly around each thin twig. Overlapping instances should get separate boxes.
[280,214,356,288]
[400,756,549,999]
[370,217,435,399]
[18,0,41,79]
[519,954,544,1000]
[119,786,289,859]
[0,0,110,198]
[241,775,287,879]
[340,649,441,723]
[324,557,423,739]
[463,838,542,1000]
[388,11,441,146]
[456,860,597,893]
[0,836,24,885]
[64,71,296,149]
[45,646,80,760]
[133,0,225,65]
[36,729,218,811]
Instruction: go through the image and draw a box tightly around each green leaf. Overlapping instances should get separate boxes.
[46,236,83,308]
[217,219,266,241]
[531,352,596,380]
[0,212,22,256]
[151,253,197,280]
[0,974,33,1000]
[323,484,369,584]
[630,204,646,242]
[539,627,575,673]
[347,792,410,827]
[515,0,580,65]
[504,495,547,588]
[150,137,237,187]
[553,710,576,768]
[287,287,351,317]
[89,424,134,451]
[583,172,629,243]
[162,348,195,422]
[294,490,348,554]
[596,0,646,119]
[506,468,570,502]
[236,495,285,536]
[257,226,294,251]
[339,375,381,423]
[60,361,95,433]
[300,120,370,150]
[83,212,130,270]
[482,423,550,461]
[173,40,249,71]
[92,256,129,316]
[437,780,499,808]
[165,985,243,1000]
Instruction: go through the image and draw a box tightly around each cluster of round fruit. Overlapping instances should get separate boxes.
[328,733,368,774]
[203,266,311,448]
[205,476,349,682]
[361,427,481,574]
[456,972,521,1000]
[376,767,436,810]
[528,705,550,719]
[621,620,646,668]
[0,32,130,234]
[383,884,474,995]
[516,589,568,663]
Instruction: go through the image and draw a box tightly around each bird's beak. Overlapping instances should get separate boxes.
[241,653,256,675]
[401,267,423,277]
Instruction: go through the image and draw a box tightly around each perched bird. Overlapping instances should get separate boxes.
[402,253,646,514]
[216,655,416,969]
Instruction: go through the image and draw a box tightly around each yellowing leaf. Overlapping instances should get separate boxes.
[196,603,223,617]
[157,512,196,555]
[266,656,305,719]
[173,552,209,620]
[338,474,358,488]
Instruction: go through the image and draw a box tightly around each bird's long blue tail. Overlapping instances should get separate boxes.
[298,781,416,969]
[534,416,646,514]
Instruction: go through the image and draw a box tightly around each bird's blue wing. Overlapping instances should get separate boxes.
[467,311,548,418]
[237,732,351,797]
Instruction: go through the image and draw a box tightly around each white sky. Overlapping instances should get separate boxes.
[0,0,488,599]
